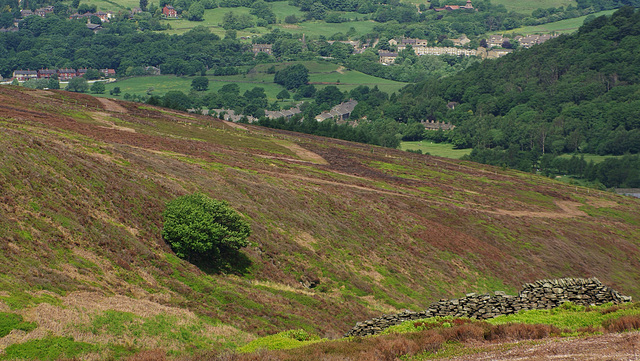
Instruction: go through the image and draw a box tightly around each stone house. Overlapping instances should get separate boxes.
[379,51,398,64]
[252,44,272,55]
[486,35,505,48]
[422,120,455,130]
[315,100,358,122]
[35,6,54,17]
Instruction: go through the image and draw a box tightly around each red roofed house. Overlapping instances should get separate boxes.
[163,5,177,17]
[58,69,77,81]
[37,69,57,79]
[95,11,112,22]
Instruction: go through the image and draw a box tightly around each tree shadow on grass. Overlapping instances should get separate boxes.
[191,250,253,276]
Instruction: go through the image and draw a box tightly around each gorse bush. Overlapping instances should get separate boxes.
[162,193,251,264]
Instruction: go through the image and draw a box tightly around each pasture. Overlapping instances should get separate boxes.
[400,141,471,159]
[97,61,407,102]
[156,1,376,38]
[493,9,617,35]
[490,0,577,14]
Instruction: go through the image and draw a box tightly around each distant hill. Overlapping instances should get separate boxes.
[1,85,640,358]
[396,7,640,177]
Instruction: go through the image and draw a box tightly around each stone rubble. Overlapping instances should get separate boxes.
[344,278,632,337]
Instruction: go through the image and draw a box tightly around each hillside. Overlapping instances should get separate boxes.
[1,85,640,358]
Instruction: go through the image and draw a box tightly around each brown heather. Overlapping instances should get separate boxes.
[604,315,640,333]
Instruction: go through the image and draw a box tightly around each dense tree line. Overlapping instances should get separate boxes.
[413,8,639,152]
[0,17,252,78]
[385,7,640,186]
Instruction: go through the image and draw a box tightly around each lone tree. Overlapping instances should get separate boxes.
[276,89,290,101]
[66,77,89,93]
[191,76,209,91]
[274,64,309,90]
[90,81,105,94]
[162,193,251,266]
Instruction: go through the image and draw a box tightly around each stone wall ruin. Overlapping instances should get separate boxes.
[345,278,632,337]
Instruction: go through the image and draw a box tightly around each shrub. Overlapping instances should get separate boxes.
[486,323,561,341]
[440,323,485,342]
[603,315,640,333]
[162,193,251,265]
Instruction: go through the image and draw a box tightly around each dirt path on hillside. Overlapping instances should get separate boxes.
[91,112,136,133]
[445,331,640,360]
[489,201,588,219]
[97,97,127,113]
[271,140,328,164]
[223,121,247,130]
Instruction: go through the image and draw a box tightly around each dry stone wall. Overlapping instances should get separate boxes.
[345,278,632,337]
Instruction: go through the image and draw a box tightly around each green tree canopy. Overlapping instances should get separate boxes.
[188,2,205,21]
[274,64,309,90]
[162,193,251,264]
[90,81,105,94]
[276,89,290,101]
[191,76,209,91]
[163,91,193,111]
[66,77,89,93]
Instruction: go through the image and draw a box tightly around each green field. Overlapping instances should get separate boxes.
[97,61,407,102]
[157,2,375,38]
[491,0,576,14]
[557,153,623,164]
[400,141,471,159]
[161,6,258,36]
[270,1,304,20]
[78,0,137,12]
[493,9,617,35]
[157,2,377,38]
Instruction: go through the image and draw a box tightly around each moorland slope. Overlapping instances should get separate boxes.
[1,86,640,357]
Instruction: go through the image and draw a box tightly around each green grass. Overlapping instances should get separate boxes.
[494,9,617,35]
[158,2,374,37]
[557,152,623,164]
[75,0,134,12]
[0,312,37,337]
[161,6,257,36]
[487,302,640,331]
[400,141,471,159]
[98,61,407,101]
[0,292,62,310]
[0,336,96,361]
[270,1,304,20]
[490,0,577,15]
[237,329,323,353]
